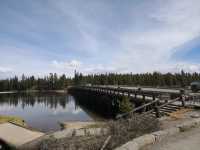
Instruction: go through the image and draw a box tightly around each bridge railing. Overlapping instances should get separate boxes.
[116,97,183,119]
[76,86,164,99]
[185,95,200,107]
[116,99,160,119]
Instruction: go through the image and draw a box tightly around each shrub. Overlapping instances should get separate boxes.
[119,96,133,113]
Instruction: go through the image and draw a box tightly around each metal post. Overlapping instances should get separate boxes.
[180,89,186,107]
[181,95,186,107]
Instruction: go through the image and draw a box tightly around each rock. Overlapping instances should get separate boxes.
[177,120,198,132]
[190,113,200,118]
[133,134,156,148]
[152,127,180,142]
[115,141,139,150]
[115,134,155,150]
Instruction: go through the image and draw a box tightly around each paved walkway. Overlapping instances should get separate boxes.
[0,123,44,147]
[144,127,200,150]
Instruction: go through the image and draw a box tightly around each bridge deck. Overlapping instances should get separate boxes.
[0,122,44,147]
[98,86,181,94]
[78,86,181,96]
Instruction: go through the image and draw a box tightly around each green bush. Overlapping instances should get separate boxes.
[119,97,133,113]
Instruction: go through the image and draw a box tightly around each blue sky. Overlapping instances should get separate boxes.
[1,0,200,78]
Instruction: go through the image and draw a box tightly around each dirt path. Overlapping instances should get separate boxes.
[143,126,200,150]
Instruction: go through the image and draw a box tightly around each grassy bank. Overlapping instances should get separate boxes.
[0,115,26,127]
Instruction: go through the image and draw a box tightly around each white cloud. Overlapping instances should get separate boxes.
[112,0,200,73]
[1,0,200,78]
[52,60,81,70]
[52,0,200,74]
[166,62,200,73]
[83,64,116,73]
[51,59,117,75]
[0,66,12,73]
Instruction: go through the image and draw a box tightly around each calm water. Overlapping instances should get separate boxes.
[0,93,100,132]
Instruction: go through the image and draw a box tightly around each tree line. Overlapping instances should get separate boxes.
[0,71,200,91]
[0,73,72,91]
[74,70,200,87]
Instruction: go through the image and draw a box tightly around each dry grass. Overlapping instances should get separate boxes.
[169,108,192,120]
[38,114,159,150]
[0,115,26,127]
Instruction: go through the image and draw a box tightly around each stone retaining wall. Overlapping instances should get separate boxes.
[115,118,200,150]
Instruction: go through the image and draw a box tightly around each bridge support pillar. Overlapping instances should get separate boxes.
[155,106,160,118]
[128,92,130,97]
[143,95,145,100]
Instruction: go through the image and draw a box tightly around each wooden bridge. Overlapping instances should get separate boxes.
[69,86,190,119]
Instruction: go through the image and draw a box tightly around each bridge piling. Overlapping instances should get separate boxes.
[155,106,160,118]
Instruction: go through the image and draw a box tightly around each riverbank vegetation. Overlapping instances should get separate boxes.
[37,114,159,150]
[0,115,26,127]
[1,71,200,91]
[119,96,133,113]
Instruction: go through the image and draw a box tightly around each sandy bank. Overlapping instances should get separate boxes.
[59,121,105,130]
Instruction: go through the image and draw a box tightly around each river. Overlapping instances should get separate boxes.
[0,92,102,132]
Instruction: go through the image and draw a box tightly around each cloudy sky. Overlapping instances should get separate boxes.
[1,0,200,78]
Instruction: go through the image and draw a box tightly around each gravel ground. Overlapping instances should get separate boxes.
[143,127,200,150]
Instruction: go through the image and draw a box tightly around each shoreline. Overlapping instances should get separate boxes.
[59,121,106,130]
[0,115,26,127]
[0,91,18,94]
[0,90,68,94]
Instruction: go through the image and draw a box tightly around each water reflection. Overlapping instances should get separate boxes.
[0,93,72,109]
[0,93,99,132]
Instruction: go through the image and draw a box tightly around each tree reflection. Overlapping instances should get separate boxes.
[0,93,71,109]
[0,92,106,122]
